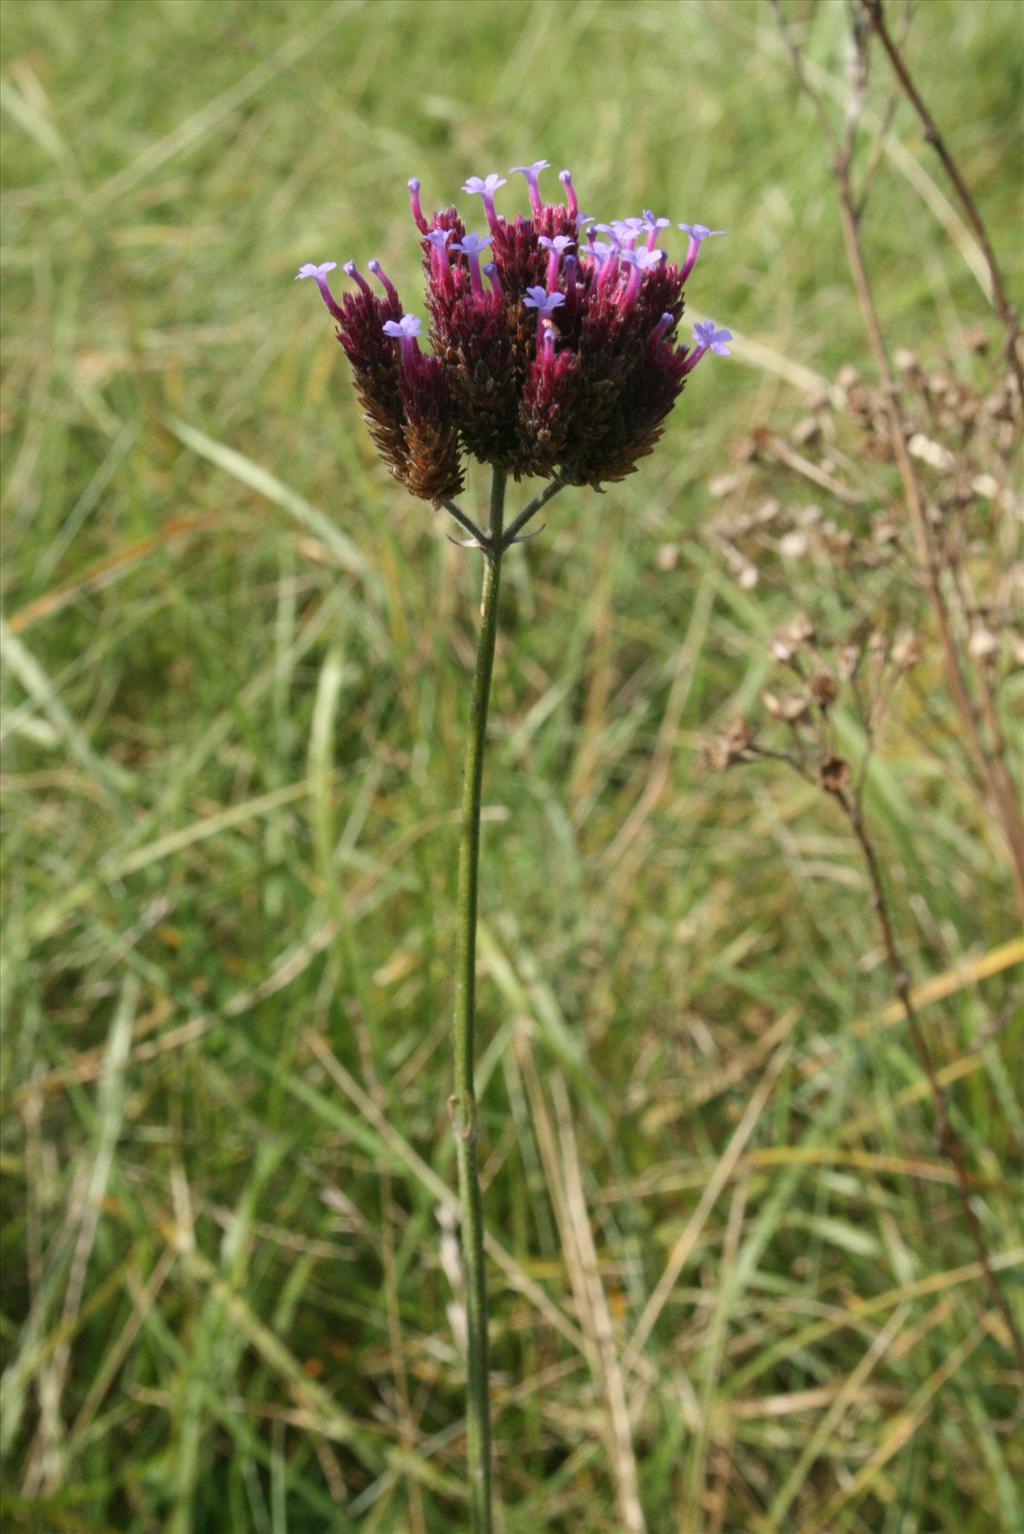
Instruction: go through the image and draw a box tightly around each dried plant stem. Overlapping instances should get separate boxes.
[832,168,1024,913]
[858,0,1024,402]
[837,787,1024,1376]
[450,465,506,1532]
[771,0,1024,913]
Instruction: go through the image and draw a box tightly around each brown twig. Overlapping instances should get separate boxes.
[740,729,1024,1377]
[836,784,1024,1378]
[858,0,1024,402]
[770,0,1024,914]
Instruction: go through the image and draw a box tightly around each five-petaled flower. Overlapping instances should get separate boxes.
[691,319,733,356]
[296,163,729,501]
[523,287,567,313]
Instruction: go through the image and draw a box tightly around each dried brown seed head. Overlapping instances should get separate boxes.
[819,755,851,794]
[764,690,810,723]
[809,670,839,707]
[892,633,923,670]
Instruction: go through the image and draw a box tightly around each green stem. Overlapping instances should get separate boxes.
[452,465,506,1531]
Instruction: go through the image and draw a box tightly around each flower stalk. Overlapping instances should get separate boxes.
[450,465,506,1532]
[296,157,729,1524]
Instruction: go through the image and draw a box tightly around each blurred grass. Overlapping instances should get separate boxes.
[1,0,1022,1529]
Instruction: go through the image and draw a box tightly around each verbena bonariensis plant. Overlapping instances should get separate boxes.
[297,159,728,1529]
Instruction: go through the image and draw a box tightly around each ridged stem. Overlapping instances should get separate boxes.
[451,465,506,1531]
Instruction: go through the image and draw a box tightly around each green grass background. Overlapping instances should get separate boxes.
[2,1,1022,1530]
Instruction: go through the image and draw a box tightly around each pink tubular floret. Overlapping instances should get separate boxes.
[369,259,400,307]
[343,261,373,299]
[407,177,428,233]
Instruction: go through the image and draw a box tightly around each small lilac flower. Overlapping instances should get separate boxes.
[510,159,550,217]
[423,228,452,287]
[679,223,727,242]
[452,232,492,255]
[596,220,640,250]
[679,222,727,282]
[643,210,671,249]
[523,287,566,315]
[382,312,423,368]
[296,260,337,281]
[463,173,507,197]
[524,285,565,346]
[558,169,578,218]
[693,319,732,354]
[462,172,507,228]
[576,213,596,233]
[539,234,575,291]
[383,313,422,339]
[483,261,503,304]
[452,231,493,295]
[407,177,427,233]
[619,247,664,304]
[563,252,578,299]
[683,319,732,372]
[295,261,344,320]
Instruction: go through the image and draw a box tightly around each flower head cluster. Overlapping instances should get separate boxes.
[297,163,730,503]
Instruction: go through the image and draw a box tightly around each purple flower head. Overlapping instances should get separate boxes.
[296,261,345,320]
[691,319,732,359]
[510,159,550,216]
[301,160,729,497]
[523,287,566,315]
